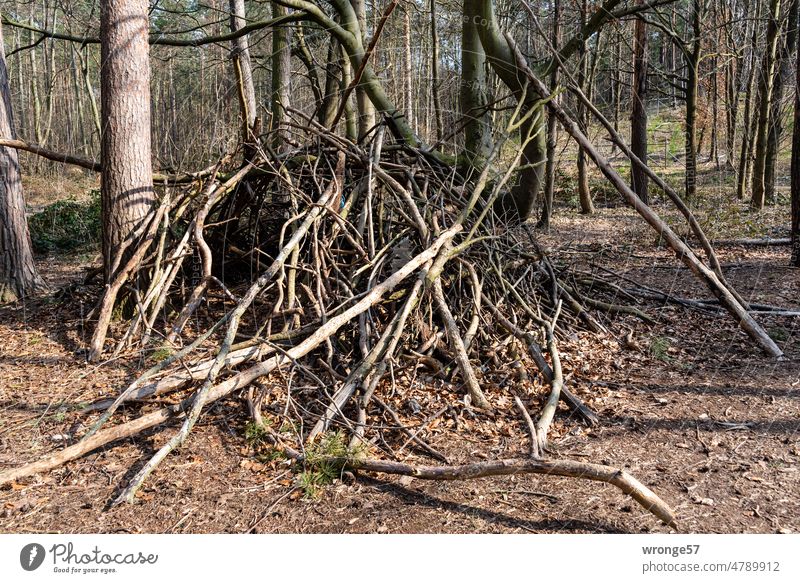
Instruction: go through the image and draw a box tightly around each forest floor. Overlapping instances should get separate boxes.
[0,164,798,534]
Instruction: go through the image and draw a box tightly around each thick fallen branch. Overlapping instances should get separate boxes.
[347,457,676,527]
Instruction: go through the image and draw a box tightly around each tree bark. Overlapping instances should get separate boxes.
[540,0,561,228]
[764,0,799,203]
[684,0,702,201]
[791,0,800,265]
[229,0,258,155]
[349,0,376,140]
[631,7,649,202]
[751,0,783,210]
[271,2,292,149]
[430,0,443,143]
[737,4,762,200]
[0,18,46,303]
[402,5,413,129]
[461,0,492,167]
[577,0,594,214]
[99,0,156,282]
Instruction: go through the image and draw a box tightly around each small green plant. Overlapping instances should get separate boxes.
[29,189,101,252]
[149,346,173,364]
[297,431,364,498]
[256,448,287,463]
[649,336,671,361]
[244,420,272,446]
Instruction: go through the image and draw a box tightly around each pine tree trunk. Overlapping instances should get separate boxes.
[99,0,156,282]
[0,19,46,303]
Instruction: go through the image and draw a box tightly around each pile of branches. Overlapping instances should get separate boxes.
[0,112,676,527]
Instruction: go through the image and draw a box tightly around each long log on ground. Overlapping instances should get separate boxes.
[710,238,791,247]
[273,431,675,527]
[505,36,783,359]
[0,226,461,489]
[348,457,676,527]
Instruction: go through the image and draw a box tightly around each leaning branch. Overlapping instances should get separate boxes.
[505,35,783,359]
[0,138,218,184]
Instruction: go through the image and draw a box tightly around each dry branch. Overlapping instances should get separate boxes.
[505,35,784,359]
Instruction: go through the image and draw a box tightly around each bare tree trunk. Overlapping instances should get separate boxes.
[100,0,156,282]
[0,19,46,303]
[229,0,258,155]
[751,0,783,210]
[403,5,414,128]
[613,25,623,138]
[461,0,492,167]
[737,5,761,200]
[764,0,799,203]
[685,0,702,201]
[271,2,292,149]
[631,6,649,202]
[791,0,800,265]
[341,46,358,142]
[319,38,342,128]
[540,0,561,229]
[430,0,443,143]
[350,0,376,140]
[577,0,594,214]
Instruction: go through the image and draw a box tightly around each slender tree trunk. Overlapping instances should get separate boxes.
[271,2,292,149]
[577,0,594,214]
[737,6,762,200]
[461,0,492,167]
[341,46,358,142]
[685,0,702,201]
[430,0,443,143]
[100,0,156,282]
[631,7,649,202]
[403,6,414,129]
[0,19,46,302]
[79,45,102,148]
[350,0,376,140]
[791,0,800,265]
[613,26,622,139]
[319,38,342,128]
[751,0,783,210]
[540,0,561,229]
[764,0,799,203]
[229,0,258,155]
